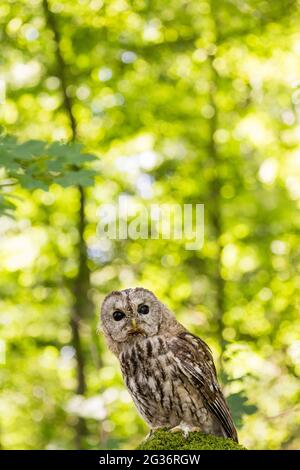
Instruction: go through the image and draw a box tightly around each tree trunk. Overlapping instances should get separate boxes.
[42,0,90,449]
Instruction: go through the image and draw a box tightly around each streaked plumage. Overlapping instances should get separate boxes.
[99,287,238,442]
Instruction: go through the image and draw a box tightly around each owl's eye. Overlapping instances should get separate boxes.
[138,304,149,315]
[113,310,125,321]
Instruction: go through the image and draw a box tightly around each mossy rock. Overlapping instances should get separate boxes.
[137,429,246,450]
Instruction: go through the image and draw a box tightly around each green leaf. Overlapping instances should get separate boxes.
[227,393,258,428]
[47,142,98,165]
[0,134,98,195]
[46,159,65,172]
[18,175,49,190]
[55,169,96,187]
[50,143,95,164]
[79,152,98,162]
[0,194,16,216]
[13,140,46,160]
[0,155,21,171]
[47,142,71,159]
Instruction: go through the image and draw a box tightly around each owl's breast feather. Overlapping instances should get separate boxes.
[118,335,197,428]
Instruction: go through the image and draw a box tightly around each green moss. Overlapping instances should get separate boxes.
[137,429,246,450]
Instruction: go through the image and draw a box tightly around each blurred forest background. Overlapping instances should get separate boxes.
[1,0,300,450]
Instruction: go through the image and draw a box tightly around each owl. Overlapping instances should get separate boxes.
[99,287,238,442]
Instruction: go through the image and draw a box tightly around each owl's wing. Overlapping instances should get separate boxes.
[168,331,238,442]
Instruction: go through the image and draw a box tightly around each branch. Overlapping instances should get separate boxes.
[206,4,226,361]
[42,0,77,139]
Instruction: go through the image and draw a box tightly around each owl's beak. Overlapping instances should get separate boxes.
[128,317,144,336]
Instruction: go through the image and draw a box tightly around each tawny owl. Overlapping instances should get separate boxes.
[99,287,238,442]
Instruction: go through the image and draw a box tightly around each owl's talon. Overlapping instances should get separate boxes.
[170,426,183,434]
[170,423,193,439]
[143,428,159,442]
[191,426,202,433]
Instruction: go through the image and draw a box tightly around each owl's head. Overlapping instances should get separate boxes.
[99,287,178,354]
